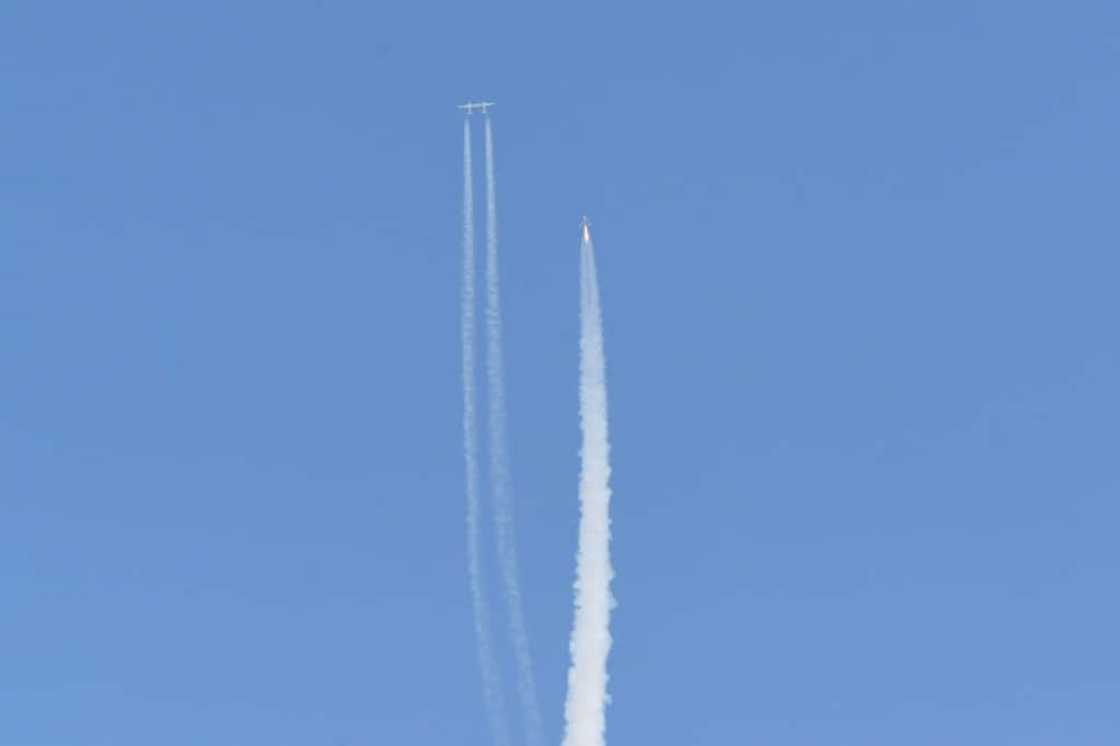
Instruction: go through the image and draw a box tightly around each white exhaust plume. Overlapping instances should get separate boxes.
[461,116,511,746]
[483,115,546,746]
[562,224,615,746]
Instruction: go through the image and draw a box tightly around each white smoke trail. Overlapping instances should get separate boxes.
[482,115,546,746]
[461,116,511,746]
[562,225,615,746]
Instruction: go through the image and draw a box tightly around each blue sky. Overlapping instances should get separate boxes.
[3,1,1119,744]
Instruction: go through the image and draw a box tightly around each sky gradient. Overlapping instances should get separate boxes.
[3,2,1119,743]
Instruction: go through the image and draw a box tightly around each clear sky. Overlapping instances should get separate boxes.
[3,2,1119,744]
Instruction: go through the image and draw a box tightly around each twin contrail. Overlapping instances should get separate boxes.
[562,224,615,746]
[461,110,545,746]
[461,116,511,746]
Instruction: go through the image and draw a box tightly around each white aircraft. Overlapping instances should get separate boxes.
[458,101,495,115]
[581,215,591,242]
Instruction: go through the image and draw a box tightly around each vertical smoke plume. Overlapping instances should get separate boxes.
[483,115,546,746]
[563,225,615,746]
[462,116,511,746]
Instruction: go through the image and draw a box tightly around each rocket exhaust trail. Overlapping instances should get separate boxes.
[483,115,546,746]
[562,224,614,746]
[461,116,511,746]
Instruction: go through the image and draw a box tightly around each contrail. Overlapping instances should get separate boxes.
[461,116,511,746]
[563,222,615,746]
[482,114,546,746]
